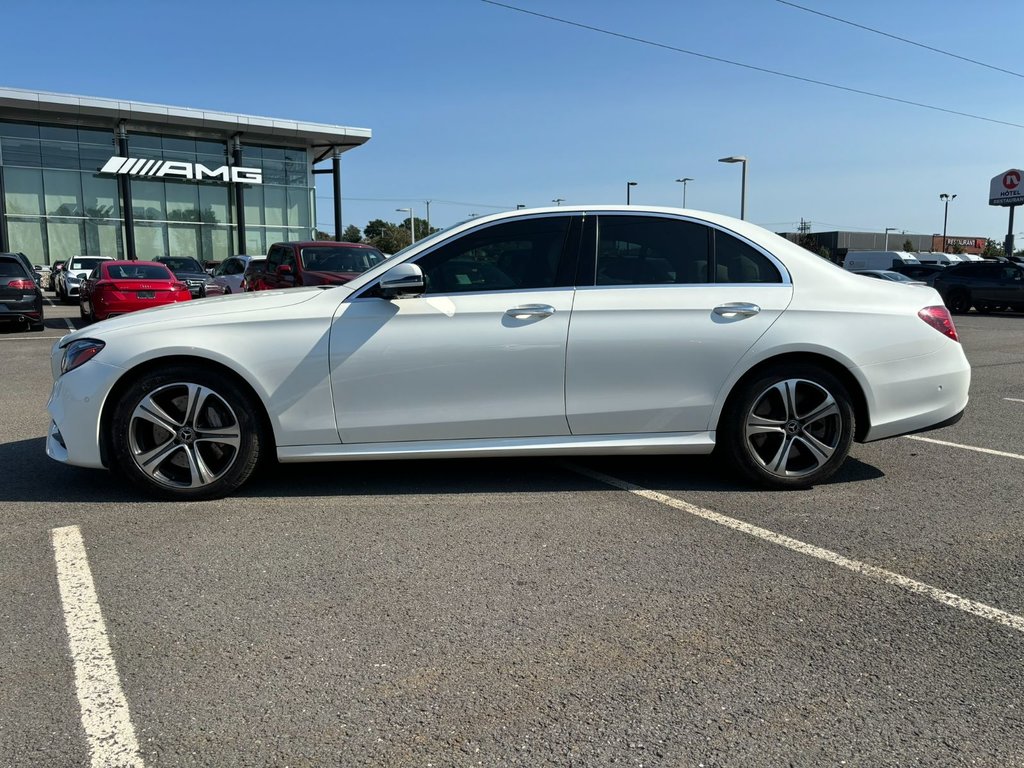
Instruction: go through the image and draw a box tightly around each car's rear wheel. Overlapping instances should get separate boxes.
[945,289,971,314]
[109,366,265,500]
[719,364,854,489]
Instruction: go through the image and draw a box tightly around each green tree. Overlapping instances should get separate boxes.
[981,238,1004,259]
[313,228,334,241]
[341,224,363,243]
[902,238,915,252]
[364,219,407,253]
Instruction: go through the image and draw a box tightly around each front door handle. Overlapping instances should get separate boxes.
[713,302,761,318]
[505,304,555,318]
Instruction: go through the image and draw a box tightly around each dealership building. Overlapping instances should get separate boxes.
[0,87,371,264]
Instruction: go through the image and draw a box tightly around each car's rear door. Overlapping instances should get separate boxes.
[565,213,793,435]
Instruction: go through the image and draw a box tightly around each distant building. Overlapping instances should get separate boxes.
[778,230,986,259]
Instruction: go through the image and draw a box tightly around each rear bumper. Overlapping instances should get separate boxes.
[857,342,971,442]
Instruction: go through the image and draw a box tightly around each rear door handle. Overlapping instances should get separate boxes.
[713,302,761,318]
[505,304,555,318]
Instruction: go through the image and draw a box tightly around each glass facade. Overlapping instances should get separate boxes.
[0,120,314,264]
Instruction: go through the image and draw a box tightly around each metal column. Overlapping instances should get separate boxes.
[0,167,8,253]
[232,135,246,254]
[332,149,342,241]
[117,122,137,260]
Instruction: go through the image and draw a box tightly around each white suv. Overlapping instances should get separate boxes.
[57,256,114,304]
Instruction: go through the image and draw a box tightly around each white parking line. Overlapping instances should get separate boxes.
[51,526,144,768]
[905,435,1024,461]
[64,318,75,331]
[567,464,1024,635]
[1004,398,1024,404]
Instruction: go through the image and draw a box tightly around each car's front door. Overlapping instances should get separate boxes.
[330,214,580,443]
[565,214,794,435]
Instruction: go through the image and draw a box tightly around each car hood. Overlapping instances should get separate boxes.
[169,270,208,280]
[61,285,352,344]
[66,270,91,280]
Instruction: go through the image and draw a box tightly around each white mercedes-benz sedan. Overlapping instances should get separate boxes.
[46,207,970,500]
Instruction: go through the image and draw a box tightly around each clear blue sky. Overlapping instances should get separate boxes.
[6,0,1024,241]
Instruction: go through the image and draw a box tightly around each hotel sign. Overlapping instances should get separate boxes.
[100,156,263,184]
[989,168,1023,206]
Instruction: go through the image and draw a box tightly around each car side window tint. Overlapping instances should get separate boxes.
[714,231,782,283]
[596,216,710,285]
[414,216,572,294]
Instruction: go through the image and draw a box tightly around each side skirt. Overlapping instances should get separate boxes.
[277,432,716,463]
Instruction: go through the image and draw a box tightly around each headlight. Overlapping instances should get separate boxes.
[65,275,81,285]
[61,339,105,374]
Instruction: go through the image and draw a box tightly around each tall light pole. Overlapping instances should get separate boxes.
[396,207,414,244]
[423,200,432,234]
[884,227,896,250]
[626,181,637,205]
[675,177,693,208]
[552,198,565,206]
[939,193,957,253]
[718,156,748,220]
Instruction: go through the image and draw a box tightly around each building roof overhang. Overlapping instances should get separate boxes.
[0,86,371,152]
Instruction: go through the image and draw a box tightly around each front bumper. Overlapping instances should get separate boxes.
[46,360,125,469]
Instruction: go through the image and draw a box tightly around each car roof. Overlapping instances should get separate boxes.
[279,241,380,249]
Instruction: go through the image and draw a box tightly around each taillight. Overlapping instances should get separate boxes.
[7,278,35,291]
[172,282,188,292]
[918,306,959,342]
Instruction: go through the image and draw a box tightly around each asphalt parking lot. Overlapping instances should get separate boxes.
[2,296,1023,767]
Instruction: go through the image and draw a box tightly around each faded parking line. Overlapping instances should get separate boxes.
[568,464,1024,635]
[52,525,144,768]
[1004,398,1024,404]
[905,434,1024,461]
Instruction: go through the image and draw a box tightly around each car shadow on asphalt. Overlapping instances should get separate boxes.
[1,437,884,503]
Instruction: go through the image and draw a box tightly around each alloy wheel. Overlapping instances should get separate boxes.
[744,378,843,479]
[127,381,242,489]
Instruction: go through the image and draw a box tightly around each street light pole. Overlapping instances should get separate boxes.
[884,227,896,250]
[396,207,414,245]
[552,198,564,206]
[626,181,637,204]
[939,193,957,253]
[718,156,747,220]
[675,177,693,208]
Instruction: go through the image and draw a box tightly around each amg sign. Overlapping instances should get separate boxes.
[99,156,263,184]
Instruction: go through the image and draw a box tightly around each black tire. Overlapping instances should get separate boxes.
[945,289,971,314]
[718,364,855,489]
[108,365,266,500]
[29,321,44,332]
[79,302,93,324]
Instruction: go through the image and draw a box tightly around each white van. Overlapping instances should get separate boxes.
[842,251,921,271]
[916,252,967,265]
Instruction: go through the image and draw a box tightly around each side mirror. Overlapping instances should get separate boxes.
[276,264,295,281]
[379,263,425,298]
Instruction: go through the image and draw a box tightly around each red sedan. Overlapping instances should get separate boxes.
[79,260,191,322]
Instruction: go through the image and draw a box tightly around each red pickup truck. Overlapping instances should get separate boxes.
[251,241,386,291]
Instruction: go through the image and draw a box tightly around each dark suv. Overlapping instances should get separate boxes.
[0,252,44,331]
[252,241,386,291]
[933,260,1024,313]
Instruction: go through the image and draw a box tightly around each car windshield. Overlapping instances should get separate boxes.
[160,258,205,273]
[69,258,107,271]
[107,264,172,280]
[299,246,385,273]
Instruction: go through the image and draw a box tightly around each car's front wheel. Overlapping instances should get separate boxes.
[719,364,854,489]
[109,366,266,500]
